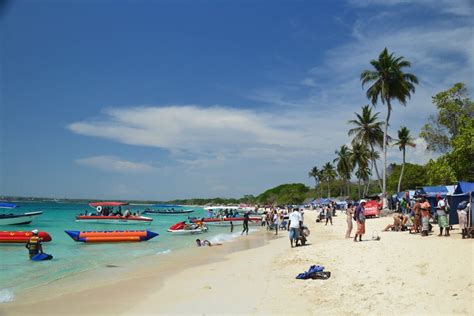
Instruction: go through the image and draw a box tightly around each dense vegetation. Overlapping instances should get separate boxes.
[308,47,473,199]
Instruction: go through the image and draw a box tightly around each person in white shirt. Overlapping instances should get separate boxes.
[288,209,302,248]
[436,194,450,237]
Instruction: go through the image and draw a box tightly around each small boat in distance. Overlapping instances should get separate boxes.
[75,202,153,225]
[0,202,19,209]
[0,203,43,226]
[143,204,194,215]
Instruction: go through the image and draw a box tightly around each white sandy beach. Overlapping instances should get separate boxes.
[2,210,473,315]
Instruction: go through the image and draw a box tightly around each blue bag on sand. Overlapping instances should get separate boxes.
[296,265,324,279]
[31,253,53,261]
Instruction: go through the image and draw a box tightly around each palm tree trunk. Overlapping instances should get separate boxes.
[397,148,406,192]
[358,178,361,199]
[346,180,350,198]
[327,180,330,198]
[382,101,392,201]
[370,143,383,192]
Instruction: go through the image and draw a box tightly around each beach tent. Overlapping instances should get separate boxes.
[445,185,456,195]
[419,186,448,212]
[453,182,474,195]
[421,186,448,197]
[318,198,332,205]
[447,182,474,225]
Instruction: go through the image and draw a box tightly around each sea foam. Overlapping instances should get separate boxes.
[156,249,171,255]
[209,229,256,244]
[0,289,14,303]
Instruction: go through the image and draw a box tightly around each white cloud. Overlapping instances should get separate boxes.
[68,105,325,157]
[75,156,155,174]
[347,0,473,16]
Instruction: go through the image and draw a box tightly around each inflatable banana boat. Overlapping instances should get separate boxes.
[0,231,52,243]
[64,230,158,243]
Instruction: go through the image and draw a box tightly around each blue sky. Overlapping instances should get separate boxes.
[1,0,472,200]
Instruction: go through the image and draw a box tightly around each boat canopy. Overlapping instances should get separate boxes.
[89,202,129,207]
[152,204,181,208]
[0,202,19,209]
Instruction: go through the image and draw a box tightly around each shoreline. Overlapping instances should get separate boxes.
[2,210,473,315]
[1,226,278,315]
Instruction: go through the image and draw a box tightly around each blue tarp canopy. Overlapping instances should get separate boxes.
[0,202,18,209]
[421,186,448,197]
[454,182,474,194]
[317,198,332,205]
[153,204,181,208]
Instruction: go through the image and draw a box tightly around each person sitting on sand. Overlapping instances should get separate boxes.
[195,239,221,247]
[383,213,408,232]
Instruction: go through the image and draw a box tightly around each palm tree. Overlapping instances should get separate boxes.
[308,166,320,196]
[333,145,353,196]
[394,126,416,192]
[348,105,384,191]
[322,162,337,198]
[351,142,371,199]
[361,48,418,199]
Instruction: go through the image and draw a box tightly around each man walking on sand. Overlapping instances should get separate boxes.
[288,208,302,248]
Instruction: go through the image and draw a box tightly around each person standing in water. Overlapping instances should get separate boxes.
[241,212,249,235]
[25,229,43,259]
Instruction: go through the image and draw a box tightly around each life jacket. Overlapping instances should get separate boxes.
[26,236,41,253]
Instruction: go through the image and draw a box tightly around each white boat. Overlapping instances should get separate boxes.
[0,211,43,225]
[75,215,153,225]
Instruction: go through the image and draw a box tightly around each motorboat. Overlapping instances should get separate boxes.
[167,221,208,234]
[0,211,43,225]
[144,209,194,215]
[65,230,158,243]
[76,202,153,224]
[0,231,52,243]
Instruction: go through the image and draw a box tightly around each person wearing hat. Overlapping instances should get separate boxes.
[25,229,43,259]
[436,194,450,237]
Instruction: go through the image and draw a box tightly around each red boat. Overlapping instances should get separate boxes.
[76,202,153,225]
[0,231,52,243]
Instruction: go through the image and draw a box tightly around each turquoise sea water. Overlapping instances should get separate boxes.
[0,202,244,302]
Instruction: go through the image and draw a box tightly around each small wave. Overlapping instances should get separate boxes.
[156,249,171,255]
[0,289,14,303]
[209,230,254,244]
